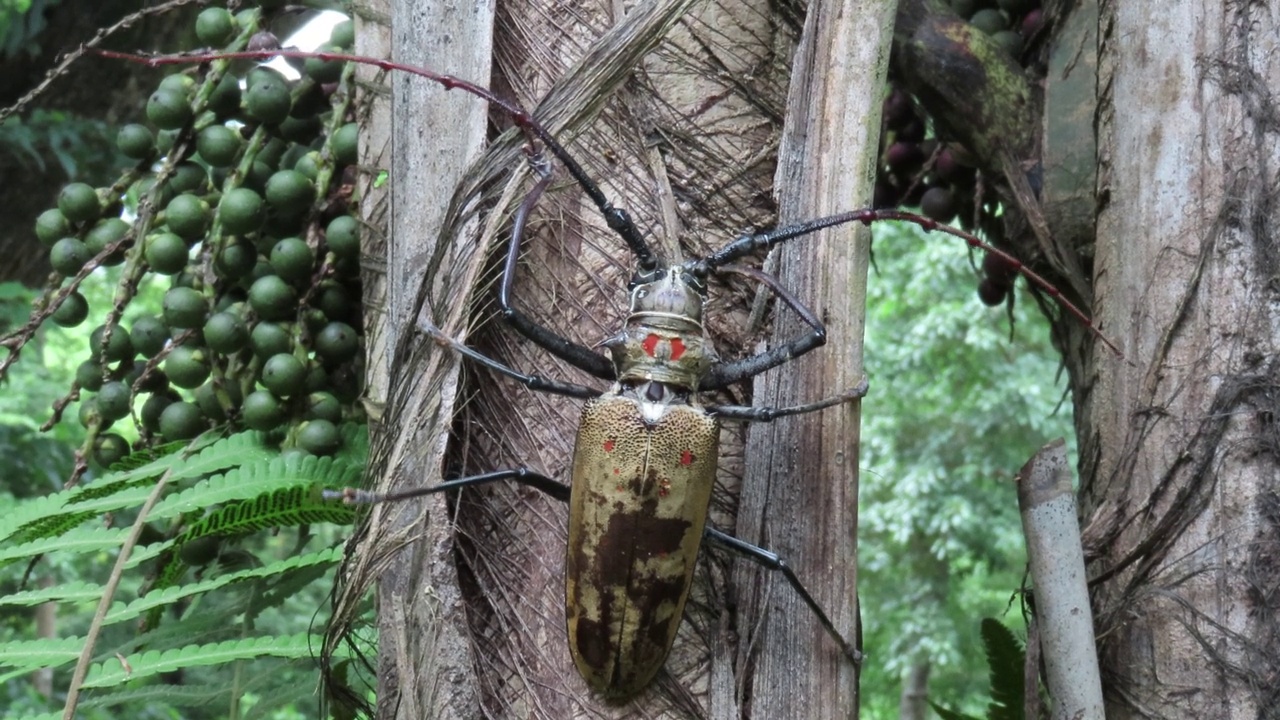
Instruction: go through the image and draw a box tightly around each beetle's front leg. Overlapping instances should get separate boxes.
[417,319,600,399]
[496,149,618,381]
[699,264,829,391]
[707,376,869,422]
[704,527,862,665]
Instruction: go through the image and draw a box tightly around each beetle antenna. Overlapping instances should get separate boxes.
[94,48,662,274]
[693,207,1121,357]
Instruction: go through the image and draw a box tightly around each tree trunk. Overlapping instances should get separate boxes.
[889,0,1280,715]
[735,1,893,717]
[344,0,887,716]
[341,1,495,717]
[1083,0,1280,716]
[899,660,929,720]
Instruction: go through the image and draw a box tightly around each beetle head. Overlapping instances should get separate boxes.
[627,267,705,324]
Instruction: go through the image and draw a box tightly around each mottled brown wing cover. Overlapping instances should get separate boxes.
[565,395,720,697]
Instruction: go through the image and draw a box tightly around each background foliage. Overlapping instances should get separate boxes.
[860,223,1073,718]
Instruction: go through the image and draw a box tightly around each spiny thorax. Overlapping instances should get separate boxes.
[601,268,718,390]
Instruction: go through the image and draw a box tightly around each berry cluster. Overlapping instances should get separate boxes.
[29,7,361,466]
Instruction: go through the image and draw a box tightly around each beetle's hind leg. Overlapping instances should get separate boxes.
[325,468,570,506]
[707,376,869,422]
[704,527,862,665]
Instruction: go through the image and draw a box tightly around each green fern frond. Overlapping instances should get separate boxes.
[982,617,1026,720]
[0,579,105,607]
[106,431,270,485]
[0,525,130,566]
[149,453,362,520]
[0,432,276,545]
[145,485,355,627]
[0,478,150,547]
[113,604,245,657]
[247,550,340,621]
[103,439,192,471]
[0,636,83,673]
[78,668,303,711]
[2,436,358,573]
[180,483,357,540]
[241,668,323,720]
[104,547,342,627]
[80,633,337,688]
[1,428,367,713]
[120,536,177,569]
[80,681,245,709]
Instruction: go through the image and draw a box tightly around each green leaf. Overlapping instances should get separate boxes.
[0,432,283,545]
[103,547,342,626]
[0,579,105,607]
[80,633,333,688]
[0,636,83,672]
[982,618,1025,720]
[0,525,131,564]
[148,452,361,519]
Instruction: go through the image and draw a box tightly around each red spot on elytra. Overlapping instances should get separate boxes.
[680,450,694,465]
[603,439,616,452]
[669,337,686,360]
[642,334,660,357]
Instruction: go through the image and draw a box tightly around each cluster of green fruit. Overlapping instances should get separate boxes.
[875,0,1043,306]
[35,7,363,466]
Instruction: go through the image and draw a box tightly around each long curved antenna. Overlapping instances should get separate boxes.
[95,48,663,274]
[688,207,1122,357]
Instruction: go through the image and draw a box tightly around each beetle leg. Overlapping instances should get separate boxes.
[417,319,600,399]
[700,265,828,390]
[707,376,869,422]
[324,467,570,505]
[703,527,862,665]
[499,157,618,381]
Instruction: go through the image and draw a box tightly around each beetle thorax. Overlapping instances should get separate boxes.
[601,268,718,390]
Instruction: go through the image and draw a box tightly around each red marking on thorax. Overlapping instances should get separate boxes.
[642,334,661,357]
[680,450,694,465]
[642,333,688,361]
[669,337,686,360]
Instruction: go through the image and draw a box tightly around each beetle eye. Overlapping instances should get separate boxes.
[679,272,706,296]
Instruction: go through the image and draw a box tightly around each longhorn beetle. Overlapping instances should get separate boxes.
[107,46,1120,699]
